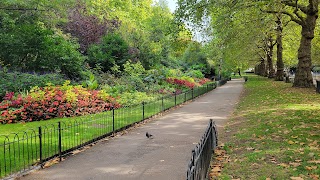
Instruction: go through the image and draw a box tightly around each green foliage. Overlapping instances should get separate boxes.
[165,68,183,78]
[180,42,211,75]
[42,32,85,79]
[123,60,145,77]
[0,69,64,100]
[0,17,85,79]
[82,72,99,90]
[186,70,204,78]
[87,33,129,73]
[117,91,155,106]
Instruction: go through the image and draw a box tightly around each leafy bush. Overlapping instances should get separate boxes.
[0,81,120,124]
[87,33,129,72]
[186,69,204,78]
[0,18,85,79]
[165,68,183,78]
[82,71,99,90]
[166,77,195,89]
[0,69,64,100]
[117,91,155,106]
[198,78,212,85]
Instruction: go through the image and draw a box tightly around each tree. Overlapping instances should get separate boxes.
[275,13,285,81]
[65,2,120,54]
[0,8,84,79]
[87,33,129,73]
[266,34,277,78]
[264,0,319,87]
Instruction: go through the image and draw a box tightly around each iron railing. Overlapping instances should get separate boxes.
[0,83,217,179]
[186,119,218,180]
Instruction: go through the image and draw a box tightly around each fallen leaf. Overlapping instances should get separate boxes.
[246,147,255,151]
[209,172,221,177]
[289,162,301,167]
[215,149,225,156]
[290,177,304,180]
[270,157,277,163]
[310,174,319,180]
[212,166,222,172]
[308,160,320,164]
[305,166,317,171]
[279,163,290,168]
[288,140,295,145]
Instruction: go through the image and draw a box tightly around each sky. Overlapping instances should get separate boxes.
[167,0,177,12]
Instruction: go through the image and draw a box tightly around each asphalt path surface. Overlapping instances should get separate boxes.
[21,79,244,180]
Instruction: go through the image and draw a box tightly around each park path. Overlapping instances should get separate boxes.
[21,79,244,180]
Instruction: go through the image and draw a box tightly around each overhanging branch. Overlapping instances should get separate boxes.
[261,9,303,25]
[281,0,308,14]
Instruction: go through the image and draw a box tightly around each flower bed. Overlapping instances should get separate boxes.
[0,81,119,124]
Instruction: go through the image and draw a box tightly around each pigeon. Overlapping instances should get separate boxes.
[146,132,153,138]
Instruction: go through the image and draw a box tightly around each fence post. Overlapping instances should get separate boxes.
[112,106,115,136]
[192,88,194,99]
[191,150,196,179]
[38,127,43,168]
[174,92,177,106]
[211,120,218,148]
[161,97,164,111]
[206,84,208,92]
[142,102,145,120]
[58,122,62,162]
[184,92,187,102]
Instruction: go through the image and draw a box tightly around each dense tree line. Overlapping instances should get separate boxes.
[177,0,320,88]
[0,0,214,81]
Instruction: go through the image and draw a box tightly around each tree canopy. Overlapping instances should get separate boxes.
[177,0,320,87]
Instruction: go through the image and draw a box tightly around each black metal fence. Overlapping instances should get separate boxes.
[186,119,218,180]
[0,83,217,179]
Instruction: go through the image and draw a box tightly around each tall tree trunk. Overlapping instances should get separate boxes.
[293,4,318,87]
[275,14,284,81]
[260,58,267,77]
[267,36,275,78]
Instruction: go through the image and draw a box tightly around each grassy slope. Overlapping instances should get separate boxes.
[220,76,319,180]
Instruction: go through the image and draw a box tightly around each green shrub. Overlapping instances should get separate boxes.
[87,33,129,72]
[186,69,204,78]
[117,91,155,106]
[0,69,64,100]
[82,71,99,90]
[0,19,85,79]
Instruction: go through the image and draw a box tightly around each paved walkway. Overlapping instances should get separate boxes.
[21,79,244,180]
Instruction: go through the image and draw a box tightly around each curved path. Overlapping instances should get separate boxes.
[21,79,244,180]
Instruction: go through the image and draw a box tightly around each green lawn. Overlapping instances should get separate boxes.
[0,83,215,178]
[216,76,320,180]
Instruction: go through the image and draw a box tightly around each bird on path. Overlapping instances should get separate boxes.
[146,132,153,138]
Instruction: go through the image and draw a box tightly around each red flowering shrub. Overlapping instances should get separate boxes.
[166,77,195,89]
[0,81,120,124]
[198,78,211,85]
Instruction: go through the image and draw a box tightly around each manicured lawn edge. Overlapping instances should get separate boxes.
[210,76,320,180]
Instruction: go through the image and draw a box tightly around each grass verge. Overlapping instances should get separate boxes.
[212,76,320,180]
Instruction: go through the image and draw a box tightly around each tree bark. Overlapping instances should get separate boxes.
[275,14,284,81]
[260,58,267,76]
[293,3,318,87]
[267,36,275,78]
